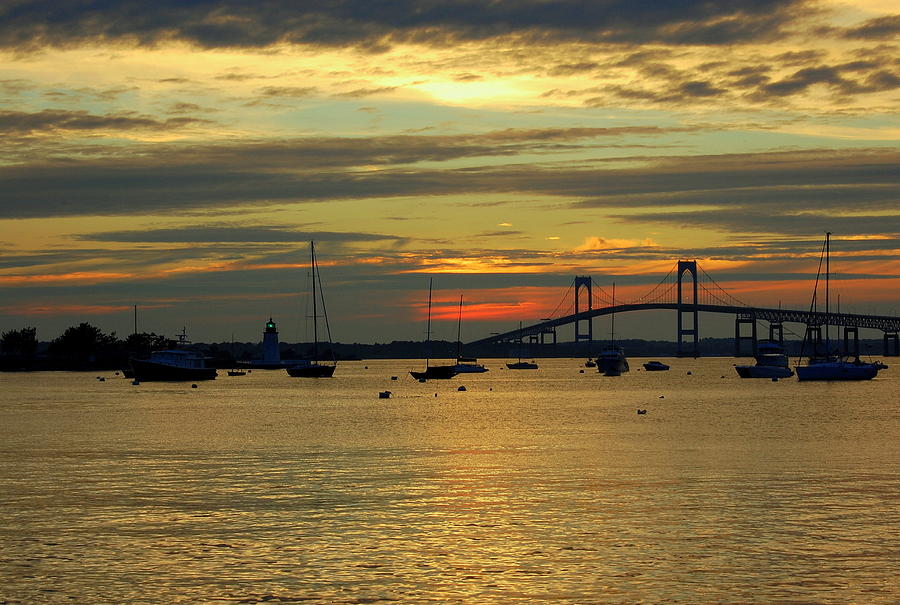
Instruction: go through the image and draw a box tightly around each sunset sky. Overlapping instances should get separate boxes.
[1,0,898,344]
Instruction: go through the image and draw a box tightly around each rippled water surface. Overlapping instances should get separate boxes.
[1,358,898,603]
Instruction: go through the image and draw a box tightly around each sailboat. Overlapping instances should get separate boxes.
[795,232,880,381]
[453,295,488,373]
[596,283,629,376]
[410,279,458,380]
[506,322,538,369]
[286,241,337,378]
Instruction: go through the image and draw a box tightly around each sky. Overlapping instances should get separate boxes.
[1,0,898,345]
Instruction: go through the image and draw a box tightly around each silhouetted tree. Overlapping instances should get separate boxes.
[48,323,119,361]
[1,326,38,357]
[123,332,171,357]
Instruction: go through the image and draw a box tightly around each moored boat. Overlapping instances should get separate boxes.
[410,278,458,380]
[795,233,880,381]
[735,341,793,378]
[643,360,670,371]
[129,329,217,382]
[286,241,337,379]
[506,360,539,370]
[596,283,628,376]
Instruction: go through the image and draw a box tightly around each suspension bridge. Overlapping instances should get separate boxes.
[468,261,900,357]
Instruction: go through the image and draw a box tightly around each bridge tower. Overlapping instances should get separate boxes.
[574,276,592,348]
[734,312,758,357]
[677,261,699,357]
[885,332,899,356]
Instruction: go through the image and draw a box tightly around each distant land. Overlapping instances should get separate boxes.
[0,338,889,372]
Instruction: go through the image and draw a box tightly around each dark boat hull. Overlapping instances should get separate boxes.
[506,362,538,369]
[129,358,217,382]
[286,364,336,378]
[410,365,458,380]
[796,362,878,381]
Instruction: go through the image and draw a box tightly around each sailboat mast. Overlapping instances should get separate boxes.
[825,232,830,351]
[311,241,318,361]
[456,294,463,359]
[425,278,433,368]
[611,283,616,345]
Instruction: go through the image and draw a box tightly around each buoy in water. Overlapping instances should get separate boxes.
[191,384,198,388]
[637,409,647,414]
[457,385,466,391]
[379,391,391,399]
[687,371,693,375]
[579,369,585,373]
[391,376,398,381]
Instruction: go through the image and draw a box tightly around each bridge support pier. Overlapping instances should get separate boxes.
[805,325,823,356]
[677,261,700,357]
[540,328,557,345]
[734,314,758,357]
[842,326,860,358]
[768,321,784,346]
[885,332,899,357]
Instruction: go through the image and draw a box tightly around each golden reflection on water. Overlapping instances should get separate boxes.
[0,359,898,603]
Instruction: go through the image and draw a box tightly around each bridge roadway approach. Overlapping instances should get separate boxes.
[467,303,900,357]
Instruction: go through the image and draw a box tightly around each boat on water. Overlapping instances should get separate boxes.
[410,279,458,380]
[596,283,629,376]
[454,356,488,373]
[735,341,793,378]
[795,232,881,381]
[506,360,539,370]
[597,346,629,376]
[584,359,596,368]
[286,241,337,378]
[643,360,670,371]
[452,295,488,373]
[505,321,538,369]
[129,328,217,382]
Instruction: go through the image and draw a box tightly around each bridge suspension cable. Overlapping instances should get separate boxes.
[697,264,750,308]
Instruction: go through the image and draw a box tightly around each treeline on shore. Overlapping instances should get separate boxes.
[0,323,888,371]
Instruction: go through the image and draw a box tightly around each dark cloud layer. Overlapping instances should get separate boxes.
[79,226,403,244]
[0,0,809,51]
[0,109,210,134]
[1,126,897,241]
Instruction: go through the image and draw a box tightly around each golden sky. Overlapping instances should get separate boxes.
[0,0,897,343]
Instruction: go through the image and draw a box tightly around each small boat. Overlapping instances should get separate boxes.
[410,278,458,380]
[596,284,629,376]
[597,346,629,376]
[584,359,596,368]
[452,296,488,373]
[286,241,337,378]
[227,369,246,376]
[795,233,881,381]
[506,360,538,370]
[735,341,793,378]
[505,321,538,369]
[643,360,670,371]
[454,357,488,373]
[129,328,217,382]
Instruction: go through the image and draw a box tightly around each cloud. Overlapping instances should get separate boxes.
[78,226,404,244]
[840,15,900,40]
[0,109,211,135]
[0,1,812,52]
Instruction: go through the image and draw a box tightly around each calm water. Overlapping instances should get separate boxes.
[1,358,897,603]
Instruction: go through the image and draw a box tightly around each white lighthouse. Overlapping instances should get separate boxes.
[262,318,281,365]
